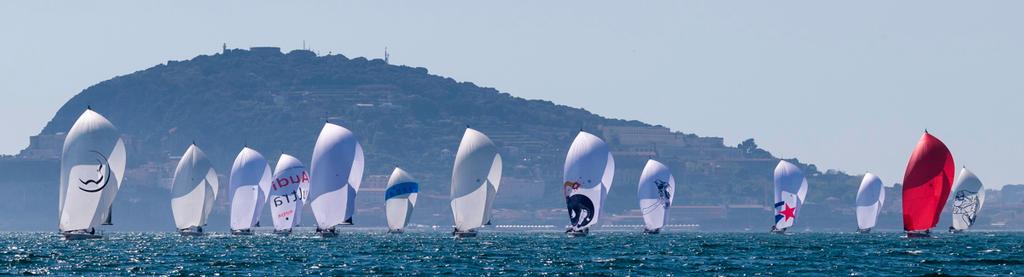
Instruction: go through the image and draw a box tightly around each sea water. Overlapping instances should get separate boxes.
[1,231,1021,275]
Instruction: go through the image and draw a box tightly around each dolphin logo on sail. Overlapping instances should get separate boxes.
[566,194,595,228]
[73,150,111,193]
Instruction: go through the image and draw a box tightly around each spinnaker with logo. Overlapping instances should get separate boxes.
[637,159,674,234]
[450,128,502,238]
[901,131,954,238]
[308,122,364,237]
[385,167,419,233]
[58,109,127,240]
[949,167,985,233]
[855,173,885,233]
[771,160,808,234]
[563,131,615,237]
[170,143,219,236]
[269,154,309,235]
[228,147,272,235]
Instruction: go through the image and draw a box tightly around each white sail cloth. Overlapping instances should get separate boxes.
[637,159,675,231]
[773,160,808,230]
[170,144,219,230]
[228,147,272,231]
[450,128,502,232]
[385,167,419,231]
[950,168,985,231]
[269,154,309,231]
[563,131,615,231]
[855,173,885,230]
[58,109,127,232]
[309,123,364,229]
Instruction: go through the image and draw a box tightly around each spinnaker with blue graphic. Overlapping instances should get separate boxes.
[855,173,885,232]
[450,128,502,236]
[59,109,127,239]
[563,131,615,235]
[269,154,309,232]
[228,147,272,233]
[309,123,364,231]
[637,159,674,233]
[170,143,219,233]
[385,167,419,232]
[772,160,808,232]
[950,167,985,232]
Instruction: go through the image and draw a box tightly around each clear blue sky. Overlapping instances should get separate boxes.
[2,1,1022,188]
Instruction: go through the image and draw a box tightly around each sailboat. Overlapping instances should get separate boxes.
[901,131,955,238]
[563,131,615,237]
[450,128,503,238]
[637,159,674,234]
[385,167,419,233]
[228,147,272,235]
[170,143,219,236]
[855,173,885,233]
[949,167,985,233]
[58,109,127,240]
[308,122,364,237]
[269,154,309,235]
[771,160,808,234]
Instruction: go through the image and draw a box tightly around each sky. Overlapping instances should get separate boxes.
[2,1,1022,189]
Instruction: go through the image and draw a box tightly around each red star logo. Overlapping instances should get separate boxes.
[780,203,796,222]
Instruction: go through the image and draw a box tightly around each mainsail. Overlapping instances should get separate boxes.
[309,123,365,229]
[450,128,503,233]
[950,167,985,231]
[855,173,885,231]
[385,167,419,232]
[170,144,219,230]
[637,159,675,232]
[58,109,127,232]
[228,147,272,231]
[563,131,615,232]
[269,154,309,231]
[901,132,954,233]
[772,160,808,231]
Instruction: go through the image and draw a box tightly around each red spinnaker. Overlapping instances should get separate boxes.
[901,132,955,232]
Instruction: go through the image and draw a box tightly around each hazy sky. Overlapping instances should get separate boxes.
[2,1,1022,188]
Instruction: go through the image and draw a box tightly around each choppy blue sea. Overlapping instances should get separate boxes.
[1,231,1021,275]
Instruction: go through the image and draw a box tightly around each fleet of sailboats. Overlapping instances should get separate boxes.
[308,122,365,237]
[563,131,615,237]
[55,108,996,238]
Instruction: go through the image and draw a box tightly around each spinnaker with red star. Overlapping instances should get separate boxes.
[901,132,954,236]
[772,160,808,233]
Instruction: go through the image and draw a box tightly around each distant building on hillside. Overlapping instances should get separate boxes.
[17,132,65,160]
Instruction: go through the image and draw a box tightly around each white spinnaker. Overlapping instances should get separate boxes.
[269,154,308,231]
[228,147,272,231]
[309,123,365,229]
[385,167,419,231]
[773,160,807,230]
[563,131,614,230]
[638,159,675,231]
[450,128,502,232]
[170,144,218,229]
[950,168,985,231]
[855,173,885,230]
[58,109,126,232]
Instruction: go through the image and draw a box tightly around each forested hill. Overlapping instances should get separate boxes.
[10,47,866,230]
